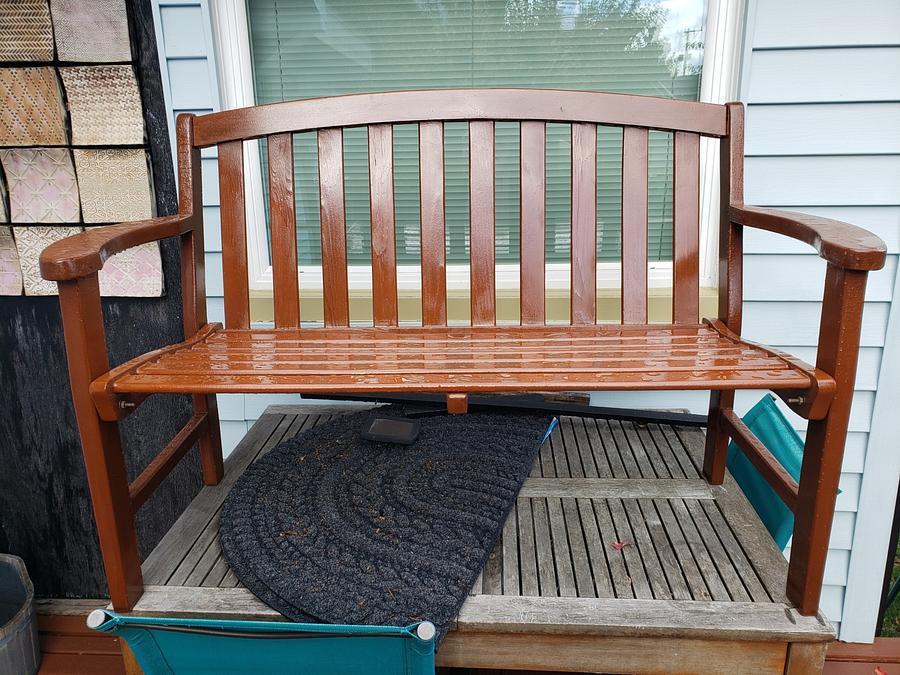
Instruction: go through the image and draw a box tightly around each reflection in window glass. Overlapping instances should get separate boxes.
[249,0,706,265]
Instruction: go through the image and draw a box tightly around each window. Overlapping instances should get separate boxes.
[210,0,744,297]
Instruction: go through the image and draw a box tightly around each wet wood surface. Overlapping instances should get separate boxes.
[95,323,821,398]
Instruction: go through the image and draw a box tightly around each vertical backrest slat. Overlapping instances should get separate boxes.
[267,133,300,328]
[318,128,350,327]
[673,131,701,324]
[218,140,250,329]
[419,121,447,326]
[571,123,597,325]
[720,102,745,332]
[520,121,546,325]
[469,120,496,326]
[176,114,207,335]
[621,127,649,324]
[368,124,398,326]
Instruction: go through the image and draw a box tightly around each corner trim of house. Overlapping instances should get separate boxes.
[698,0,748,288]
[208,0,269,287]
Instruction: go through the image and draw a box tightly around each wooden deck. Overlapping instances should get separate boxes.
[136,404,835,674]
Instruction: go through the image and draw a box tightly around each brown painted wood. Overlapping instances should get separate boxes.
[267,133,300,328]
[621,127,649,324]
[92,324,823,399]
[673,131,700,324]
[368,124,398,326]
[192,89,728,147]
[827,637,900,664]
[704,101,745,486]
[318,128,350,327]
[571,123,597,325]
[129,413,208,510]
[419,121,447,326]
[520,121,546,325]
[469,120,496,326]
[447,393,469,414]
[56,275,143,611]
[788,265,869,615]
[176,115,223,487]
[731,205,886,272]
[218,140,250,329]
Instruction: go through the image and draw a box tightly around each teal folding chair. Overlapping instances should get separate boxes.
[87,610,436,675]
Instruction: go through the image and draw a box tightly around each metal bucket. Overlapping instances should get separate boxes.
[0,554,40,675]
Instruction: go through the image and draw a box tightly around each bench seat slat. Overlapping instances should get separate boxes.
[94,324,827,399]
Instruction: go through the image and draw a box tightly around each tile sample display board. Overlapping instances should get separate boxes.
[0,0,163,297]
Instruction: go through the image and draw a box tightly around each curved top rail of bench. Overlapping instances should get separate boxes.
[191,88,728,148]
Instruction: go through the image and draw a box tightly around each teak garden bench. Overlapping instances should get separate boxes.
[40,90,885,625]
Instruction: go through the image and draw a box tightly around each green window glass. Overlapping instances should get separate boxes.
[248,0,705,266]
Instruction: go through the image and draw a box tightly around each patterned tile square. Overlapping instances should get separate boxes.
[13,226,82,296]
[61,66,145,146]
[73,149,153,223]
[0,148,80,223]
[98,239,164,297]
[0,0,54,62]
[50,0,131,62]
[0,68,67,146]
[0,227,23,295]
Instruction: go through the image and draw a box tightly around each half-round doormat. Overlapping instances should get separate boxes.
[219,406,553,644]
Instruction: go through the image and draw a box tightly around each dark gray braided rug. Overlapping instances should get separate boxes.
[219,406,554,644]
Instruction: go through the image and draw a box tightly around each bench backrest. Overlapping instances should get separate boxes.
[178,89,743,330]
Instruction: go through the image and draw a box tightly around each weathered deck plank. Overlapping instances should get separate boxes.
[137,405,835,673]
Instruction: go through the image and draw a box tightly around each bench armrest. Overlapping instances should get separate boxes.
[729,205,886,271]
[40,215,195,282]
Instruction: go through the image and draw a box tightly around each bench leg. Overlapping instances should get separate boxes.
[58,277,143,611]
[703,390,733,485]
[787,411,848,614]
[787,265,866,615]
[195,394,223,485]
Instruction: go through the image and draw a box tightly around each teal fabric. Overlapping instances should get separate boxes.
[726,395,804,550]
[90,611,435,675]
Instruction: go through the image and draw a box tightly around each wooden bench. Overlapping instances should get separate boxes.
[40,89,885,624]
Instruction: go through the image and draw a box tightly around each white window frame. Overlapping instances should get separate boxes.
[209,0,745,294]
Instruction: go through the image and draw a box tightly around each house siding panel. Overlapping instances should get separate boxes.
[746,48,900,103]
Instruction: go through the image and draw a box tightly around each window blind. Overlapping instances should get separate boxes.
[248,0,704,266]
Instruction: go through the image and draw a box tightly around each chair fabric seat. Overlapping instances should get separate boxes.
[94,321,825,397]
